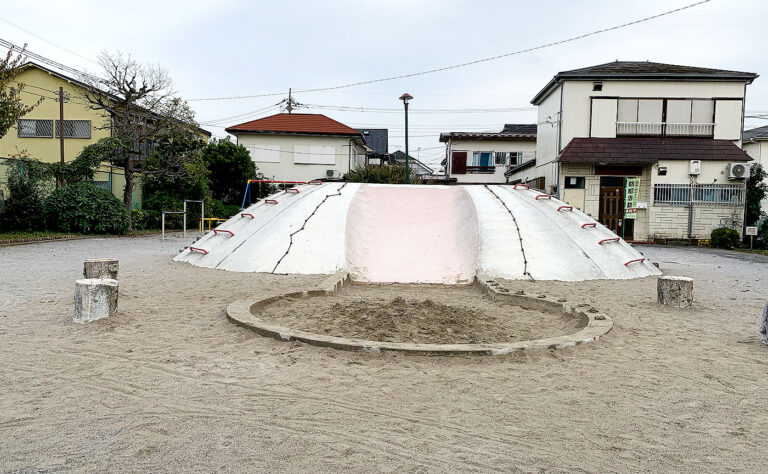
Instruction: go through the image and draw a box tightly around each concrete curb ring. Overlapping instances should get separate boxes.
[226,272,614,355]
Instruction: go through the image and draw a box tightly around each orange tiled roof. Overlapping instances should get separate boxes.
[226,113,361,136]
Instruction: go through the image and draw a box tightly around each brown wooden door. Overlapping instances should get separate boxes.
[599,185,624,235]
[451,151,467,174]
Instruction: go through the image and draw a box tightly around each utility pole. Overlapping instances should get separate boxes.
[58,86,67,185]
[286,88,294,114]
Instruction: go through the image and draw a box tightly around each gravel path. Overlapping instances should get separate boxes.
[1,237,767,472]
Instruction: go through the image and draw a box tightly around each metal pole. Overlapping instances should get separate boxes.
[183,201,187,238]
[58,87,65,185]
[162,212,165,241]
[201,201,205,235]
[404,101,410,184]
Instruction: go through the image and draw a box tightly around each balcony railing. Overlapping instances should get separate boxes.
[466,166,496,174]
[616,122,714,137]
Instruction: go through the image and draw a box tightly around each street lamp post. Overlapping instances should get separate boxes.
[399,93,413,184]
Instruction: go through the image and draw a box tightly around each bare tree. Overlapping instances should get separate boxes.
[79,51,200,218]
[1,44,42,139]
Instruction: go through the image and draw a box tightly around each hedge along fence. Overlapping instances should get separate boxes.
[44,182,129,234]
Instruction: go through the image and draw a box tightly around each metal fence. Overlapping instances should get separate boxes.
[653,183,744,206]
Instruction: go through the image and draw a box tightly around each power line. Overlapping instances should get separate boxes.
[0,16,96,63]
[188,0,713,102]
[0,38,100,82]
[303,103,535,114]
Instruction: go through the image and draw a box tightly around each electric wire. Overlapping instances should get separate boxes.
[188,0,713,101]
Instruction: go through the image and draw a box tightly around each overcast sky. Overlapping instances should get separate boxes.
[3,0,767,170]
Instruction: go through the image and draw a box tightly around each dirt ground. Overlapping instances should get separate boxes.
[257,285,582,344]
[1,235,767,472]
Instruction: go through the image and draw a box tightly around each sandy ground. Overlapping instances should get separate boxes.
[256,285,582,344]
[1,235,767,472]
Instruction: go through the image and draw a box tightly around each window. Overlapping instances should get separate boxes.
[564,176,585,189]
[250,145,281,163]
[17,119,53,137]
[494,152,507,166]
[592,82,603,92]
[472,152,493,167]
[654,184,744,205]
[55,120,91,138]
[617,98,714,137]
[293,145,337,165]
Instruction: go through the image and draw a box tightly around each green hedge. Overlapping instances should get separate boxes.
[44,183,129,234]
[710,227,740,249]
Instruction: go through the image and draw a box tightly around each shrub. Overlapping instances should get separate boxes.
[1,156,52,232]
[344,164,421,184]
[44,182,129,234]
[710,227,740,249]
[130,209,162,231]
[758,219,768,249]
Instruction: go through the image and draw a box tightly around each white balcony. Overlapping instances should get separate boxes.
[616,122,714,137]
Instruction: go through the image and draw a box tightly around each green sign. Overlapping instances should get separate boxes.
[624,177,640,220]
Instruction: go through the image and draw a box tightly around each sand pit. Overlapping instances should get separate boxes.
[3,236,768,471]
[255,284,583,344]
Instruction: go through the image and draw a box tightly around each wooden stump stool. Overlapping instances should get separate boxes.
[83,258,119,280]
[657,276,693,308]
[74,278,119,323]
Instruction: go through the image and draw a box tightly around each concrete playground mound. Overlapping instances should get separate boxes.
[173,183,660,283]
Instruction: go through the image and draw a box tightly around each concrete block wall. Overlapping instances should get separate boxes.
[648,205,744,240]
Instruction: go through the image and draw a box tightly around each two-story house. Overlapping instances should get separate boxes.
[511,61,757,242]
[226,113,370,182]
[439,124,536,184]
[743,125,768,214]
[0,61,211,209]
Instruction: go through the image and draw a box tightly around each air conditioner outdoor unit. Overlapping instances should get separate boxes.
[726,162,749,180]
[326,169,336,178]
[689,160,701,175]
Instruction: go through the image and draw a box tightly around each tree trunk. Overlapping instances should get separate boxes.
[123,159,134,230]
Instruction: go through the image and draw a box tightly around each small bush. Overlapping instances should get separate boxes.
[758,219,768,249]
[44,182,129,234]
[710,227,740,249]
[345,165,421,184]
[1,157,52,232]
[131,209,162,231]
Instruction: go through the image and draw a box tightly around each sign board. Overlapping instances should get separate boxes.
[746,226,758,236]
[624,177,640,220]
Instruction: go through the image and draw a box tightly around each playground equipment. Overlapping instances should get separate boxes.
[240,179,323,209]
[174,183,661,283]
[161,199,205,240]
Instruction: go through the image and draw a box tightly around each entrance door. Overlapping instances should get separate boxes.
[451,151,467,174]
[599,177,625,236]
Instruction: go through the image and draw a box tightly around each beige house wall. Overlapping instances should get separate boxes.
[234,134,366,182]
[448,139,536,184]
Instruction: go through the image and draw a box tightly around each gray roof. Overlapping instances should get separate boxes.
[439,123,536,142]
[391,150,434,175]
[532,60,759,105]
[744,125,768,142]
[356,128,388,154]
[502,124,538,134]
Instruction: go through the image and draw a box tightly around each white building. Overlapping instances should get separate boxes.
[510,61,758,242]
[743,125,768,213]
[439,124,537,184]
[226,113,369,182]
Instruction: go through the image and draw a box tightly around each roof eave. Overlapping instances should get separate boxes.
[224,129,362,138]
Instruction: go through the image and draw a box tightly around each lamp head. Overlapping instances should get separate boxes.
[399,93,413,104]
